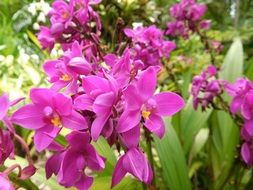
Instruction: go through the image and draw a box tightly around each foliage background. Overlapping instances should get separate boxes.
[1,0,253,189]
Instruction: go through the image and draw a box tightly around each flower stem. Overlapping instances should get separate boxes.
[14,133,33,165]
[144,129,156,187]
[4,164,22,177]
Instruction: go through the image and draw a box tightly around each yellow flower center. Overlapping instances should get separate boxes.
[142,110,151,119]
[62,11,69,19]
[60,74,72,81]
[51,115,61,127]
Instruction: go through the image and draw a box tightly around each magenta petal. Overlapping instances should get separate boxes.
[53,93,72,116]
[75,175,93,190]
[60,150,85,187]
[11,104,44,129]
[43,60,60,77]
[241,143,251,165]
[123,85,143,110]
[230,96,243,114]
[121,125,140,148]
[82,76,110,96]
[20,165,36,180]
[74,94,93,111]
[137,67,157,101]
[0,93,9,120]
[0,173,14,190]
[111,156,127,188]
[91,114,110,141]
[71,41,83,57]
[62,111,87,130]
[33,126,60,152]
[104,53,117,66]
[85,144,105,171]
[123,148,153,184]
[66,131,90,148]
[144,114,165,138]
[46,152,65,179]
[93,92,115,115]
[153,92,185,116]
[244,120,253,136]
[68,57,91,75]
[51,81,68,92]
[117,110,141,133]
[30,88,54,106]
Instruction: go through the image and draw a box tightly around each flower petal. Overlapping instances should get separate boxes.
[53,93,72,116]
[62,111,87,130]
[111,156,127,188]
[45,152,65,179]
[153,92,185,116]
[75,175,93,190]
[91,114,110,141]
[85,144,105,171]
[66,131,90,148]
[121,125,140,148]
[0,93,9,120]
[74,94,93,111]
[123,85,143,110]
[68,57,91,75]
[137,67,157,100]
[93,92,115,115]
[30,88,54,106]
[59,149,85,187]
[144,114,165,138]
[241,143,251,165]
[34,126,60,152]
[117,110,141,133]
[11,104,44,129]
[123,148,153,184]
[82,76,110,97]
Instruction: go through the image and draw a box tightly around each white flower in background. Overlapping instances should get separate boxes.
[27,0,51,24]
[27,2,37,16]
[17,48,30,64]
[37,12,46,23]
[33,22,40,30]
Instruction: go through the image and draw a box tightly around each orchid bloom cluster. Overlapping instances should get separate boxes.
[191,65,253,166]
[0,0,186,189]
[38,0,101,53]
[191,65,221,110]
[225,78,253,166]
[165,0,210,38]
[0,94,36,190]
[124,26,176,68]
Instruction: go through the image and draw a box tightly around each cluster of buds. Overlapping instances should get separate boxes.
[2,0,186,189]
[225,78,253,166]
[124,25,176,68]
[191,65,222,111]
[165,0,210,38]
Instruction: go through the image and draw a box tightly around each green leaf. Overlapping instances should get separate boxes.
[179,96,212,153]
[210,111,239,190]
[154,118,192,190]
[90,176,142,190]
[92,137,117,175]
[211,37,243,189]
[189,128,209,159]
[219,37,243,83]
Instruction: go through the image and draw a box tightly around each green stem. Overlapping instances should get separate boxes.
[145,129,156,187]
